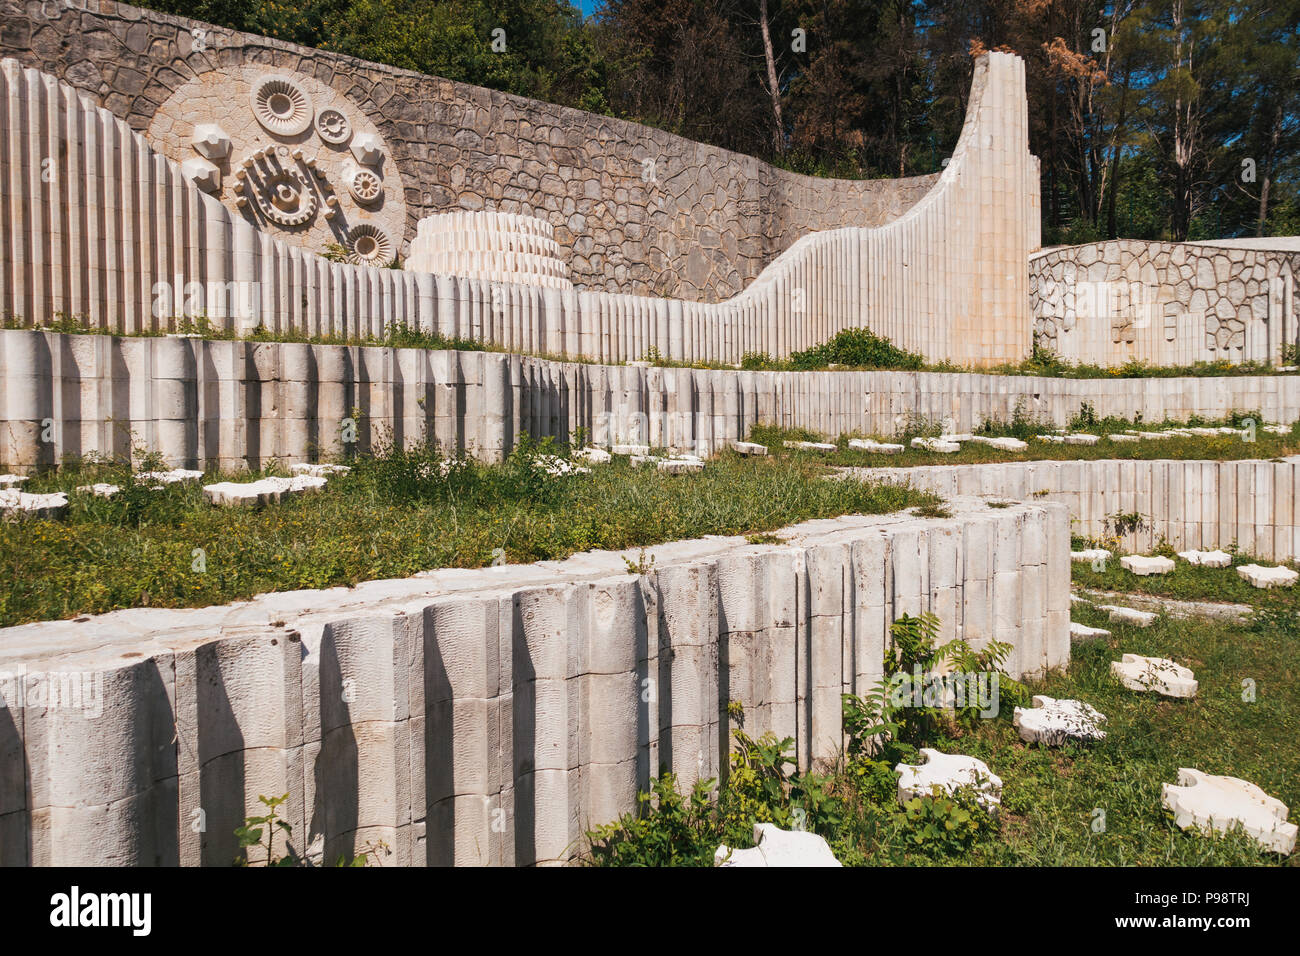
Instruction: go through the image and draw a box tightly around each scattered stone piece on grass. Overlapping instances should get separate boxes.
[715,823,842,868]
[1034,434,1065,443]
[911,437,960,453]
[895,748,1002,813]
[612,444,650,456]
[1063,433,1100,445]
[848,438,904,454]
[534,455,590,476]
[783,440,837,453]
[1071,548,1110,563]
[938,433,974,443]
[731,441,768,456]
[1263,424,1291,435]
[1184,427,1220,437]
[290,463,352,477]
[0,489,68,519]
[1120,554,1175,575]
[1108,434,1140,442]
[1236,564,1299,588]
[656,457,705,474]
[1069,621,1111,641]
[1013,695,1107,746]
[573,446,613,464]
[968,435,1028,451]
[137,469,204,487]
[202,475,328,507]
[1098,604,1158,627]
[0,474,28,488]
[1110,654,1198,698]
[629,455,662,468]
[1162,769,1298,855]
[76,483,121,498]
[1177,548,1232,568]
[1136,431,1173,440]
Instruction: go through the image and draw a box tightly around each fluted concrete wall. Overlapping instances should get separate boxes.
[0,498,1069,866]
[3,329,1298,471]
[856,457,1300,562]
[0,53,1038,368]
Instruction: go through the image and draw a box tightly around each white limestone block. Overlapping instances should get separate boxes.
[731,441,768,456]
[1098,604,1158,627]
[180,157,221,193]
[573,447,613,464]
[0,474,27,488]
[1264,424,1291,435]
[612,444,650,456]
[191,123,232,161]
[1120,555,1175,576]
[784,440,837,453]
[1071,548,1110,563]
[290,463,352,477]
[1136,431,1173,440]
[1178,548,1232,568]
[533,455,590,476]
[629,455,662,468]
[1184,427,1220,437]
[938,433,974,443]
[1013,695,1107,746]
[138,469,204,487]
[715,823,842,868]
[202,475,328,507]
[657,457,705,474]
[1069,622,1110,641]
[76,483,121,498]
[1063,433,1100,446]
[350,132,384,166]
[1110,654,1198,698]
[1236,564,1299,588]
[1035,434,1066,443]
[911,437,960,453]
[895,748,1002,813]
[0,489,68,519]
[968,436,1028,451]
[1108,433,1140,442]
[848,438,903,454]
[1162,769,1298,855]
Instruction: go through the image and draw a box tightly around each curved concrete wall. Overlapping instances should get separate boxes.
[858,457,1300,562]
[0,50,1038,367]
[1031,240,1299,366]
[0,498,1069,865]
[0,0,937,301]
[2,330,1297,472]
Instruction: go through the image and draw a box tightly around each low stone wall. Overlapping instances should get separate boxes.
[1030,240,1299,367]
[0,497,1070,865]
[854,457,1300,561]
[3,329,1298,471]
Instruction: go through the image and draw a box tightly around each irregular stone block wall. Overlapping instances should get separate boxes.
[0,0,937,302]
[0,499,1070,865]
[0,50,1038,367]
[1030,241,1299,366]
[3,330,1298,471]
[858,457,1300,561]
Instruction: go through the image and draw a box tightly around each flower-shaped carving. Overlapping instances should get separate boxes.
[250,75,315,136]
[347,224,392,265]
[316,108,352,145]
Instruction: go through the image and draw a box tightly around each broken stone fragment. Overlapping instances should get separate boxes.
[715,823,842,867]
[1098,604,1158,627]
[783,440,837,453]
[1063,433,1100,445]
[0,488,68,519]
[289,462,352,477]
[910,437,960,453]
[202,475,328,507]
[1069,621,1110,641]
[1162,769,1297,855]
[656,457,705,474]
[573,446,613,464]
[967,435,1028,451]
[1108,433,1140,442]
[731,441,768,456]
[1177,548,1232,568]
[1110,654,1198,698]
[895,748,1002,813]
[612,444,650,456]
[848,438,903,454]
[75,483,121,498]
[1013,695,1107,745]
[1236,564,1298,588]
[1120,554,1175,576]
[1071,548,1110,563]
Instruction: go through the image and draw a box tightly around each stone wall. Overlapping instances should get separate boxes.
[857,457,1300,562]
[0,50,1039,367]
[0,497,1069,865]
[4,330,1297,472]
[1030,240,1299,366]
[0,0,938,301]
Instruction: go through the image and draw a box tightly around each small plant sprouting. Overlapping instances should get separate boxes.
[623,548,656,576]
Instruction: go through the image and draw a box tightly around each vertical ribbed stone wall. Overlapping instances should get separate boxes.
[856,458,1300,561]
[0,498,1070,866]
[3,330,1299,471]
[0,52,1038,367]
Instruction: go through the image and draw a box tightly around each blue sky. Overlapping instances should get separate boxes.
[574,0,602,17]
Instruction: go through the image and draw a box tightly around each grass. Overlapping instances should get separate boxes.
[1071,544,1300,612]
[586,579,1300,866]
[747,415,1300,470]
[0,439,937,627]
